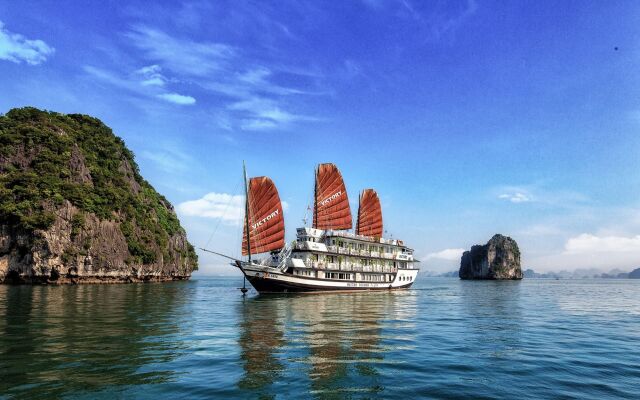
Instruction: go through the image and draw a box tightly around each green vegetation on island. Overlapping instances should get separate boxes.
[0,107,197,283]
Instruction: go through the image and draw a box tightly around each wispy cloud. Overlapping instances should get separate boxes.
[141,147,192,172]
[125,25,235,76]
[235,67,306,95]
[157,92,195,105]
[84,65,134,91]
[121,23,325,131]
[430,0,478,39]
[359,0,478,42]
[228,97,317,130]
[136,64,167,86]
[0,21,55,65]
[495,184,588,207]
[84,65,196,106]
[517,223,566,237]
[84,17,323,129]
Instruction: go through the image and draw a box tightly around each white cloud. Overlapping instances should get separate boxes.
[564,234,640,254]
[178,193,245,223]
[426,248,465,261]
[126,25,234,76]
[237,67,272,85]
[136,64,167,86]
[177,194,290,224]
[529,232,640,271]
[499,192,531,203]
[156,93,196,105]
[0,21,55,65]
[239,119,278,130]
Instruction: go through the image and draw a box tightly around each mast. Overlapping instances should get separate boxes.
[356,190,361,233]
[313,165,318,229]
[243,161,252,264]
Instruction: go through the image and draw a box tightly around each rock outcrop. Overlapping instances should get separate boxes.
[0,107,197,284]
[459,234,522,280]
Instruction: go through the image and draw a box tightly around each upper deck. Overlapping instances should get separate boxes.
[292,227,416,263]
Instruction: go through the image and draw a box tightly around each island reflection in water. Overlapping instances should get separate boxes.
[237,290,418,398]
[0,283,190,398]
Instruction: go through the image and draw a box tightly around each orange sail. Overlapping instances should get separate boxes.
[313,163,352,230]
[356,189,383,238]
[242,176,285,255]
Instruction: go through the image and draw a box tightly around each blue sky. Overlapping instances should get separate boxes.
[1,1,639,274]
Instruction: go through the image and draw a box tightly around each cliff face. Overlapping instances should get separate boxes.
[0,107,197,284]
[459,234,522,280]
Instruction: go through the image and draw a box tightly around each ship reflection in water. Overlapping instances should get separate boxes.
[237,290,418,398]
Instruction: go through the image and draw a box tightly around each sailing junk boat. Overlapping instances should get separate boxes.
[214,163,419,293]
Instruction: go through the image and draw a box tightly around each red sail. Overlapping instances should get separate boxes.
[356,189,383,238]
[242,176,285,255]
[313,163,352,230]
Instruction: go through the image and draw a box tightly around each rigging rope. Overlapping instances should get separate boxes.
[203,179,242,250]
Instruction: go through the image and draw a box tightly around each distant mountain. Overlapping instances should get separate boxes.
[425,267,640,279]
[419,270,458,278]
[524,267,638,279]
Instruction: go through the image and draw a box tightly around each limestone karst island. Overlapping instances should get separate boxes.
[459,234,523,280]
[0,107,197,284]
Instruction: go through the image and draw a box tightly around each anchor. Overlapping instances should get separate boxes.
[239,275,248,294]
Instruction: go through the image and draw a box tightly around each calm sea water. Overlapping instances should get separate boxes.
[1,277,639,399]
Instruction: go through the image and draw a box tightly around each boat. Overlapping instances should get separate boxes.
[203,162,420,293]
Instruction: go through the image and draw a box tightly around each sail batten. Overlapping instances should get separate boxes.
[356,189,383,238]
[242,176,285,255]
[313,163,352,230]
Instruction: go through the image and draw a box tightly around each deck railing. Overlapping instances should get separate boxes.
[305,261,398,273]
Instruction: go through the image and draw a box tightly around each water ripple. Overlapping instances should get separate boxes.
[0,278,639,399]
